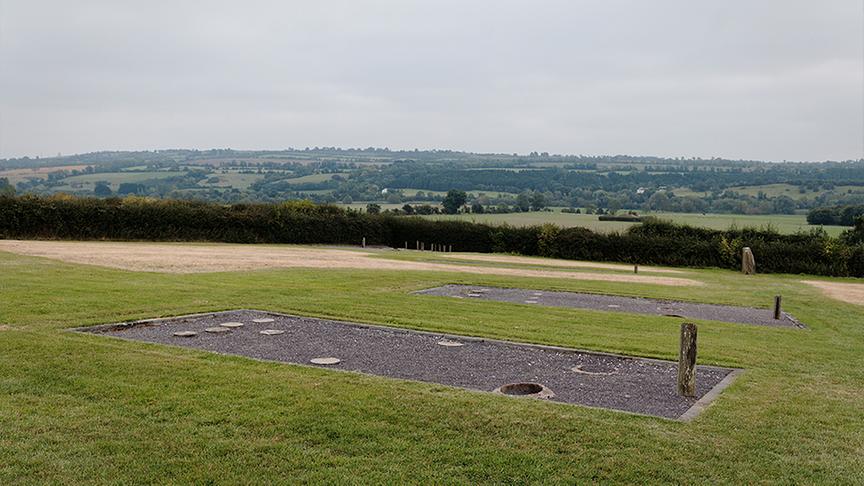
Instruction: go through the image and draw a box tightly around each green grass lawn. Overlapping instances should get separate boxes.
[54,171,186,191]
[423,210,849,236]
[1,248,863,483]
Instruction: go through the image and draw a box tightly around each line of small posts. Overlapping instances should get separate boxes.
[404,240,453,252]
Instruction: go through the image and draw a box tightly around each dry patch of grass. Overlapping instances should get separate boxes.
[801,280,864,306]
[0,240,701,286]
[442,253,685,274]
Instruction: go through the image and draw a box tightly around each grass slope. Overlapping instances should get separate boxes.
[0,249,862,483]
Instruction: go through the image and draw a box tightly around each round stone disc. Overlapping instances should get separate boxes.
[437,340,464,347]
[252,318,275,323]
[205,326,231,333]
[259,329,284,335]
[310,357,341,365]
[219,322,244,328]
[173,331,197,337]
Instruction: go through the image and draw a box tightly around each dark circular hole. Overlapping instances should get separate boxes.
[498,383,545,396]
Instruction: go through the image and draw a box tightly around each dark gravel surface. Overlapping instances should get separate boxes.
[415,285,805,328]
[84,310,736,419]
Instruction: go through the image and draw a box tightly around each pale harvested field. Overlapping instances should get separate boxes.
[801,280,864,306]
[0,240,701,286]
[442,253,685,274]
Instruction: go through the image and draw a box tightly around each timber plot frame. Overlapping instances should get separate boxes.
[415,285,806,328]
[74,309,742,420]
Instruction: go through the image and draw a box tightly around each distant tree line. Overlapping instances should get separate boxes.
[807,205,864,226]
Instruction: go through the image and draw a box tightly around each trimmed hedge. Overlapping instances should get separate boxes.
[1,194,862,278]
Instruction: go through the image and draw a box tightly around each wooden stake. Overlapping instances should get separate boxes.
[773,295,782,320]
[678,322,697,397]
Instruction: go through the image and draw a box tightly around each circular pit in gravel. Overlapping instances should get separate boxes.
[310,357,341,365]
[204,327,231,333]
[259,329,284,335]
[494,382,555,399]
[437,340,464,347]
[572,364,618,376]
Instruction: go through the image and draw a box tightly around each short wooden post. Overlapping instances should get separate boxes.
[678,322,697,397]
[416,240,419,250]
[362,237,366,248]
[634,264,639,274]
[773,295,782,320]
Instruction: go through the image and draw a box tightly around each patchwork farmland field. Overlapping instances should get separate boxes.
[1,241,862,483]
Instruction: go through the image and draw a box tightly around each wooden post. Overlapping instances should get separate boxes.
[634,264,638,274]
[449,245,452,252]
[773,295,782,320]
[677,322,697,397]
[404,241,408,249]
[362,237,366,248]
[416,240,419,250]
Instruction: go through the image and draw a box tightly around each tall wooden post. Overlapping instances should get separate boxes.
[678,322,697,397]
[773,295,782,320]
[742,247,756,275]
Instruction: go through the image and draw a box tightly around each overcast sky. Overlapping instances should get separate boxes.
[1,1,862,161]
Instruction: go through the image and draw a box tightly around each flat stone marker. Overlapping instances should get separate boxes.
[259,329,284,335]
[220,322,244,328]
[204,327,231,333]
[252,318,275,323]
[310,357,341,365]
[173,331,197,337]
[437,340,464,347]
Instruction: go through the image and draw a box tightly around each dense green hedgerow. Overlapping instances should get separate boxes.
[1,194,862,277]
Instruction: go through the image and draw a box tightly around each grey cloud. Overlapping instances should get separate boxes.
[1,0,861,160]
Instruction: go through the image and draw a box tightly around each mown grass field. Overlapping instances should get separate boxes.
[423,210,849,236]
[1,245,863,483]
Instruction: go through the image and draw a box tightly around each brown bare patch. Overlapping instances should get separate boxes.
[0,240,702,287]
[442,253,685,274]
[0,325,10,331]
[801,280,864,306]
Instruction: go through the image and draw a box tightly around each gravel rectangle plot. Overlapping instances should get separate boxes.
[82,310,737,419]
[415,285,805,328]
